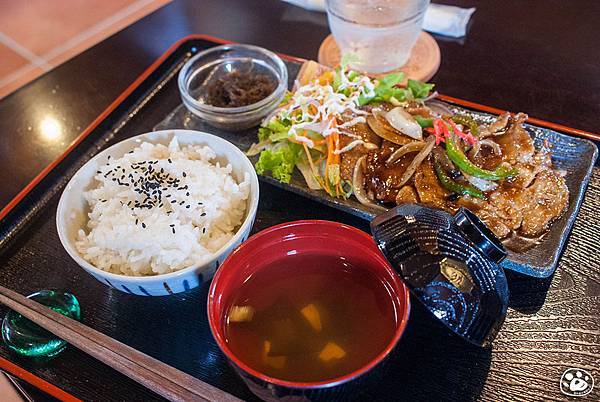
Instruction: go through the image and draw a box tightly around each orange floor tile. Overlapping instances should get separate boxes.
[0,0,172,99]
[0,43,29,77]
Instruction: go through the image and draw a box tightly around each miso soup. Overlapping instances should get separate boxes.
[224,253,398,382]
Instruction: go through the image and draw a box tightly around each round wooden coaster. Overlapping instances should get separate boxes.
[318,32,441,82]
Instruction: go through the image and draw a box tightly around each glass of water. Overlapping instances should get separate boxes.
[326,0,430,73]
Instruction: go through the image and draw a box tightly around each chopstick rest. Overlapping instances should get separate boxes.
[2,290,80,358]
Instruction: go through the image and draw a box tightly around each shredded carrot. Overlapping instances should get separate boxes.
[322,118,344,197]
[303,143,319,178]
[332,132,340,166]
[326,135,334,167]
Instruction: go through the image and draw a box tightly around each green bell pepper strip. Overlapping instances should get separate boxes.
[433,158,487,200]
[451,115,479,137]
[445,135,518,181]
[414,116,433,128]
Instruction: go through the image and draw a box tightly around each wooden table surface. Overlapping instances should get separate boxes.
[0,0,598,401]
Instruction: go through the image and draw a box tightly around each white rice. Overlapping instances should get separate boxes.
[75,137,250,276]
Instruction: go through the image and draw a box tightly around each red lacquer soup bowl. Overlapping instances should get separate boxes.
[207,220,410,401]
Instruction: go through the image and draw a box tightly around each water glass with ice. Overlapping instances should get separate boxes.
[326,0,430,73]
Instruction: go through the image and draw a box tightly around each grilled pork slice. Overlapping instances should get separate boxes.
[364,141,417,203]
[396,186,419,204]
[495,113,535,164]
[470,169,568,239]
[339,120,380,181]
[506,150,552,189]
[413,157,454,212]
[473,187,524,239]
[519,170,569,237]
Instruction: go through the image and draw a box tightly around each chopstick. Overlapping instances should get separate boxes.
[0,286,242,402]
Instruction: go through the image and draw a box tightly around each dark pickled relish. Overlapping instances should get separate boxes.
[206,71,277,108]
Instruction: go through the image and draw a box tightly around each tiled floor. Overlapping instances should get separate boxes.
[0,0,172,99]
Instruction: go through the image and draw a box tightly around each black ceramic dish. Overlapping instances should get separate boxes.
[371,204,509,347]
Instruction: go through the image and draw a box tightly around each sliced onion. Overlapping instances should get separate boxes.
[395,135,436,188]
[297,160,322,190]
[386,141,426,166]
[469,139,502,159]
[422,91,439,102]
[389,97,408,107]
[367,112,412,146]
[246,140,270,157]
[480,139,502,155]
[425,99,453,116]
[353,156,387,212]
[464,173,498,192]
[469,142,481,159]
[384,107,423,140]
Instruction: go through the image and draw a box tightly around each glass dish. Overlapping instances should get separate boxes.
[178,44,288,131]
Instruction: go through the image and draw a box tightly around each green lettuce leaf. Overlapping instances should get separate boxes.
[378,72,405,89]
[255,142,302,183]
[333,53,361,92]
[359,73,435,105]
[407,79,435,99]
[358,72,405,105]
[258,118,291,141]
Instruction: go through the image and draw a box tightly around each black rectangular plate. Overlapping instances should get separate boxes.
[155,69,598,278]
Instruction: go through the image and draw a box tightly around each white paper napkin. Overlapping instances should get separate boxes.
[281,0,476,38]
[424,4,475,38]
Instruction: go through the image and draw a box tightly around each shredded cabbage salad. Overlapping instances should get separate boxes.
[249,56,434,198]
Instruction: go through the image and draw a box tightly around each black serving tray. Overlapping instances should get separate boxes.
[0,36,597,401]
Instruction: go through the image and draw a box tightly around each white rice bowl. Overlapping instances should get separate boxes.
[75,137,250,276]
